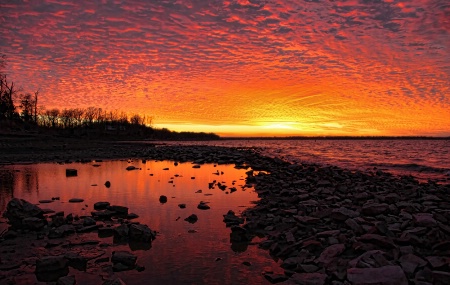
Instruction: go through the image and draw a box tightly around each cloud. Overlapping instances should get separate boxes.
[0,0,448,135]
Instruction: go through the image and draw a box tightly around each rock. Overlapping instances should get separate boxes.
[432,271,450,285]
[230,226,251,242]
[178,203,186,208]
[348,250,391,268]
[64,253,88,271]
[108,205,128,215]
[264,273,288,283]
[197,201,210,210]
[83,216,97,226]
[413,213,437,227]
[66,169,77,176]
[4,198,44,228]
[57,275,76,285]
[331,207,359,221]
[111,251,137,267]
[48,224,76,239]
[104,181,111,188]
[3,229,18,239]
[286,272,327,285]
[113,224,129,241]
[94,202,110,210]
[398,254,427,275]
[126,166,137,171]
[184,214,198,223]
[159,195,168,203]
[22,217,46,230]
[345,218,365,235]
[39,199,54,204]
[223,210,244,226]
[361,203,390,216]
[316,244,345,265]
[359,234,397,249]
[69,198,84,203]
[35,255,69,273]
[347,265,408,285]
[129,224,156,242]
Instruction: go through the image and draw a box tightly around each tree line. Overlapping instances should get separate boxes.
[0,55,219,140]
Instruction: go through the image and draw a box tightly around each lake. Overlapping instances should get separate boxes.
[0,159,280,284]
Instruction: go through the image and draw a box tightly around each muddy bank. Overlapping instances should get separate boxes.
[1,140,450,284]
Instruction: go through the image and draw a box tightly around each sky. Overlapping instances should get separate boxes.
[1,0,449,137]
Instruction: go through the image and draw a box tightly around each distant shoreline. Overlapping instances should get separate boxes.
[219,136,450,140]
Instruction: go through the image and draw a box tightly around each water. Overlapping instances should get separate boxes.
[159,139,450,184]
[0,160,280,284]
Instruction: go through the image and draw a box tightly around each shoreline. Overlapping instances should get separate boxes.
[1,138,450,284]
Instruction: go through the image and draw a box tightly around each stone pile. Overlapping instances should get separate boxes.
[1,198,155,284]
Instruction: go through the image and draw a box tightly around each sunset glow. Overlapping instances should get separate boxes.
[1,1,449,136]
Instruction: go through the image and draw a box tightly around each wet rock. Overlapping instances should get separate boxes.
[184,214,198,223]
[64,253,88,271]
[48,224,76,239]
[345,218,365,235]
[22,217,46,230]
[57,275,76,285]
[111,251,137,268]
[83,216,97,226]
[197,201,210,210]
[230,226,251,242]
[35,255,69,277]
[65,169,77,176]
[91,210,116,220]
[3,229,18,239]
[159,195,168,203]
[126,166,137,171]
[178,203,186,209]
[104,181,111,188]
[129,224,156,242]
[94,202,110,210]
[223,210,244,226]
[359,234,397,249]
[347,265,408,285]
[4,198,44,228]
[39,199,54,204]
[108,205,128,216]
[113,224,129,241]
[69,198,84,203]
[348,250,391,268]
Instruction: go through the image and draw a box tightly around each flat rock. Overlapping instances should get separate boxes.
[413,213,437,227]
[331,207,359,221]
[111,251,137,267]
[94,202,110,210]
[69,198,84,203]
[347,265,408,285]
[361,203,390,216]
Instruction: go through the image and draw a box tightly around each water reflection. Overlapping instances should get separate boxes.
[0,160,278,284]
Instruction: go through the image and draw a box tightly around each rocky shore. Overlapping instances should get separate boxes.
[1,139,450,284]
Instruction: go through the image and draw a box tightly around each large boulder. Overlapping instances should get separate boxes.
[4,198,44,228]
[35,255,69,282]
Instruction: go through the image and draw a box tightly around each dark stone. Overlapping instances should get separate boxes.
[178,203,186,209]
[129,224,156,242]
[22,217,46,230]
[57,275,76,285]
[4,198,44,228]
[69,198,84,203]
[159,195,168,203]
[184,214,198,223]
[197,201,210,210]
[347,265,408,285]
[94,202,110,210]
[111,251,137,267]
[64,253,88,271]
[66,169,77,177]
[104,181,111,188]
[113,224,129,242]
